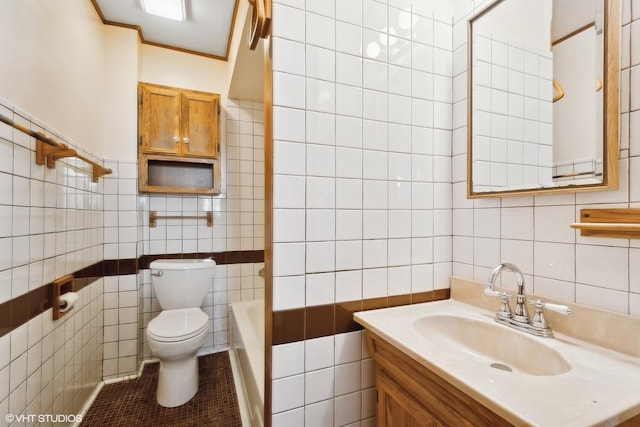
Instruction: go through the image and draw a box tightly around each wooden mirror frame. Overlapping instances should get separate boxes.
[467,0,619,198]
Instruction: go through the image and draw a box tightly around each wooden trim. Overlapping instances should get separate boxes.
[604,0,620,191]
[263,35,274,427]
[138,36,228,61]
[225,0,241,60]
[248,0,265,50]
[467,0,620,198]
[261,0,272,38]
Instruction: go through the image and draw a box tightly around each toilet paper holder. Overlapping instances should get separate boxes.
[53,274,75,320]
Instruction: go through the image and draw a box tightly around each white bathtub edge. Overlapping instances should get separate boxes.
[230,299,265,427]
[229,347,253,427]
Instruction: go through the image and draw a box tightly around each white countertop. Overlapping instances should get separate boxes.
[354,299,640,426]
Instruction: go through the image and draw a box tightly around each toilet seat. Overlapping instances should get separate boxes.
[147,308,209,342]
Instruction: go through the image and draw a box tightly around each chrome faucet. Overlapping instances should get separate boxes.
[486,263,528,323]
[484,263,573,338]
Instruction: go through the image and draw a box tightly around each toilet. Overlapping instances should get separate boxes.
[146,258,215,407]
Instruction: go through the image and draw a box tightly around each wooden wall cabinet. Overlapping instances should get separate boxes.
[365,330,512,427]
[138,82,221,194]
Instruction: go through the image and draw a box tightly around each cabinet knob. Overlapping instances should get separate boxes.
[183,137,190,144]
[173,136,179,143]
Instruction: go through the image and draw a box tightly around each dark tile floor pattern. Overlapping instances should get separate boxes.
[82,352,242,427]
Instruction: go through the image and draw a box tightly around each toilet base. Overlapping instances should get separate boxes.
[156,355,199,407]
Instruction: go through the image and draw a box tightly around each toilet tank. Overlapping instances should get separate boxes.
[150,259,216,310]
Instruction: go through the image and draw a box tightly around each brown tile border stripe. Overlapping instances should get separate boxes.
[0,250,265,338]
[0,260,104,339]
[138,250,264,269]
[3,248,443,346]
[271,289,451,345]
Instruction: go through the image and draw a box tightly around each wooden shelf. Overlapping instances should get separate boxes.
[138,154,221,194]
[571,208,640,238]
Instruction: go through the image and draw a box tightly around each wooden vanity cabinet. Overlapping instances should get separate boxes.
[365,330,512,427]
[138,82,221,194]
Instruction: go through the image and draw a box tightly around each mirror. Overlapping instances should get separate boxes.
[467,0,619,197]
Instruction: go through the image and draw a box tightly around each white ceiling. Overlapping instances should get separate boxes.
[92,0,239,60]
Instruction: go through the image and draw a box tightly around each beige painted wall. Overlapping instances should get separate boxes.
[0,0,107,155]
[102,26,140,161]
[138,45,231,96]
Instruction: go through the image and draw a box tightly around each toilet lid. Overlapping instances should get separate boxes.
[147,308,209,342]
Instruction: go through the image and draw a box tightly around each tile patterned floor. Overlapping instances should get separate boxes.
[82,352,242,427]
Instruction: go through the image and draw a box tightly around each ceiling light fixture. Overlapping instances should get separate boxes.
[140,0,185,21]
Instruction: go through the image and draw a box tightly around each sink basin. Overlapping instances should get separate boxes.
[414,314,571,376]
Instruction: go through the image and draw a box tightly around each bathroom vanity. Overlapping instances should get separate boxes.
[366,329,510,426]
[355,277,640,426]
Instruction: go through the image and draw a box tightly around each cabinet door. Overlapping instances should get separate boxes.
[377,370,442,427]
[139,84,182,155]
[181,91,219,158]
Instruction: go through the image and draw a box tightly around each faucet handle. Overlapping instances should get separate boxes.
[484,287,513,319]
[526,300,572,338]
[496,292,513,320]
[529,299,573,315]
[484,287,508,298]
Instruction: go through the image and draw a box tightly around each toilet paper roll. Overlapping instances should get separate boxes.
[59,292,79,313]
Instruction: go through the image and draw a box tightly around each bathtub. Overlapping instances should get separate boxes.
[230,299,264,427]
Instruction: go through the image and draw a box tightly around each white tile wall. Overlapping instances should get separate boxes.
[102,274,138,380]
[2,282,103,425]
[453,0,640,317]
[270,0,453,424]
[0,100,104,422]
[272,331,374,427]
[270,0,640,425]
[471,32,553,191]
[101,160,142,379]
